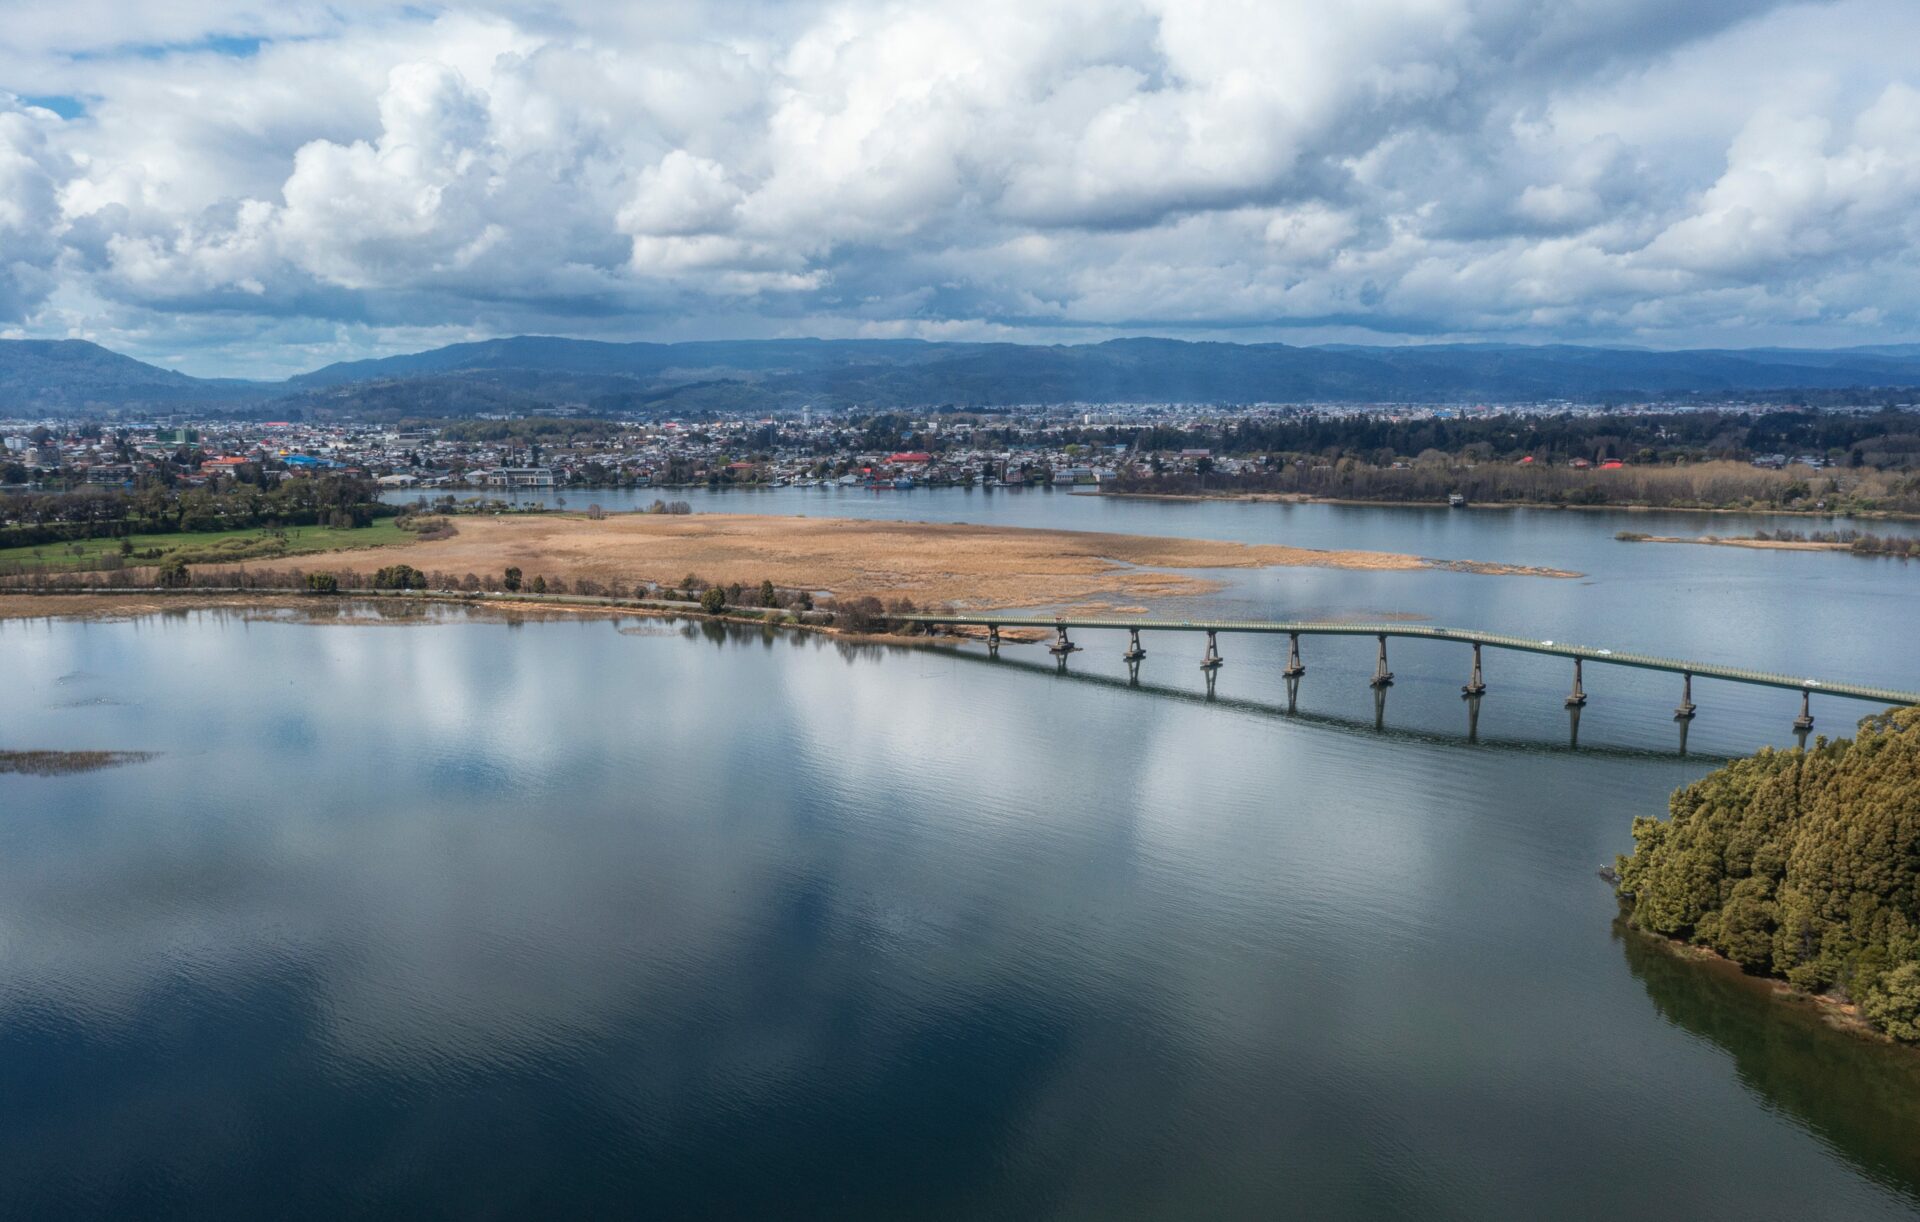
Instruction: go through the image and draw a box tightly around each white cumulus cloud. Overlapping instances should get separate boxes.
[4,0,1920,374]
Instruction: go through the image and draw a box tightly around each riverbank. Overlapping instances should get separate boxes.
[0,588,1053,654]
[1097,488,1920,521]
[1619,917,1898,1046]
[1618,531,1918,555]
[1618,535,1847,551]
[124,514,1578,607]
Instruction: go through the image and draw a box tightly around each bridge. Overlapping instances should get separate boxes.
[895,614,1920,731]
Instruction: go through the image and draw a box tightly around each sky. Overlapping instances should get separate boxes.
[3,0,1920,378]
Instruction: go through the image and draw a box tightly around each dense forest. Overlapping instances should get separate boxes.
[1616,708,1920,1043]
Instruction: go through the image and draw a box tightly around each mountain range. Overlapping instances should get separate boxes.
[7,335,1920,417]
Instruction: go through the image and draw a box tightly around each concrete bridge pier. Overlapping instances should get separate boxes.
[1462,642,1487,697]
[1566,658,1588,707]
[1123,627,1146,663]
[1283,633,1306,679]
[1370,635,1394,688]
[987,625,1000,657]
[1200,630,1223,672]
[1049,623,1080,658]
[1675,671,1696,720]
[1794,690,1815,733]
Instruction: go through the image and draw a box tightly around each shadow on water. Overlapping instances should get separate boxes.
[0,750,156,775]
[947,643,1731,763]
[1617,919,1920,1205]
[153,606,1724,761]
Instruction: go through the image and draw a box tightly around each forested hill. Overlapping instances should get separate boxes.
[1617,708,1920,1042]
[285,337,1920,415]
[0,340,267,410]
[10,335,1920,415]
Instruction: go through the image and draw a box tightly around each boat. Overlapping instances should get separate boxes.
[1448,493,1467,508]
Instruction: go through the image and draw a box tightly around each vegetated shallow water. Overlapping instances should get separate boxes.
[6,501,1920,1218]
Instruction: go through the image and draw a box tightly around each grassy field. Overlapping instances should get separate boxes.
[0,520,415,573]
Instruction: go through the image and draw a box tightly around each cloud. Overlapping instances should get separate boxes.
[0,99,72,320]
[8,0,1920,374]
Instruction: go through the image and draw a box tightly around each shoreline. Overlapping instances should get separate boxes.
[1094,489,1920,521]
[1620,535,1850,552]
[1621,918,1913,1051]
[395,483,1920,522]
[0,587,1034,649]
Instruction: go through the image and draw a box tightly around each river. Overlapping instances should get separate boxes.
[5,497,1920,1217]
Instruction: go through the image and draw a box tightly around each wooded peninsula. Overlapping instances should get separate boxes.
[1616,709,1920,1044]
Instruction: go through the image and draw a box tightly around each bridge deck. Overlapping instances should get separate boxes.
[896,615,1920,707]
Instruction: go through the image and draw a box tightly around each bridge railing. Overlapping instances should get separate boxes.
[892,614,1920,709]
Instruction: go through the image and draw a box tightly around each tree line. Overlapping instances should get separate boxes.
[0,561,957,637]
[0,475,393,548]
[975,408,1920,468]
[1747,529,1920,556]
[1109,459,1920,513]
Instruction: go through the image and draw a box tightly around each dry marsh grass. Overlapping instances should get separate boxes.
[208,513,1574,607]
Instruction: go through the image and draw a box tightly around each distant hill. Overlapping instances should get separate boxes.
[0,339,268,411]
[281,335,1920,415]
[289,336,944,387]
[8,334,1920,417]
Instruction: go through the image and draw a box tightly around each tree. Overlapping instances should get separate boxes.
[700,585,726,614]
[1864,962,1920,1042]
[834,596,884,632]
[156,558,191,588]
[529,575,546,594]
[760,579,778,607]
[307,572,339,593]
[371,564,425,590]
[503,566,522,591]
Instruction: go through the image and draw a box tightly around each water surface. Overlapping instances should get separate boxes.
[8,496,1920,1218]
